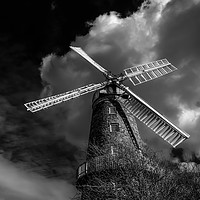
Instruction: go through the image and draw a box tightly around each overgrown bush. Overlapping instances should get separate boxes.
[72,143,200,200]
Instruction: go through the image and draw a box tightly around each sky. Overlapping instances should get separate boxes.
[0,0,200,199]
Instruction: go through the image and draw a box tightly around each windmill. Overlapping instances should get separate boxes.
[24,46,190,199]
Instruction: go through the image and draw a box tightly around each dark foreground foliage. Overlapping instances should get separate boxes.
[72,143,200,200]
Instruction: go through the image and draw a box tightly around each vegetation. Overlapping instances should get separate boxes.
[72,143,200,200]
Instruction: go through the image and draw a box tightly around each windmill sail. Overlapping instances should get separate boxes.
[24,45,190,149]
[24,82,107,113]
[118,84,190,147]
[70,46,113,78]
[124,59,177,86]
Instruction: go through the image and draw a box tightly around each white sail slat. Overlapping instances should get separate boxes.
[124,59,177,86]
[118,84,190,148]
[24,82,107,113]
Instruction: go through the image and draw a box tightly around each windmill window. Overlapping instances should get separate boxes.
[109,107,117,115]
[85,162,88,173]
[110,123,120,132]
[78,162,87,178]
[111,145,116,155]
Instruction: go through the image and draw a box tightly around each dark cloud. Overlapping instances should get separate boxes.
[2,0,200,198]
[0,156,76,200]
[0,0,144,55]
[171,147,200,165]
[155,1,200,105]
[171,148,184,162]
[0,93,79,199]
[196,101,200,107]
[190,152,200,164]
[0,0,146,198]
[148,1,200,153]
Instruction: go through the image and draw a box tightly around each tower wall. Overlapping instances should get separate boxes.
[87,94,142,159]
[76,87,144,199]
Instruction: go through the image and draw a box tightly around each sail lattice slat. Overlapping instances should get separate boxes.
[24,82,107,113]
[118,84,190,147]
[124,59,177,86]
[123,98,189,147]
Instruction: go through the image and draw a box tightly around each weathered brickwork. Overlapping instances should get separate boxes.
[77,86,145,199]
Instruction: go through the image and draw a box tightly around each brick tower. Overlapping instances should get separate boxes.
[76,84,144,199]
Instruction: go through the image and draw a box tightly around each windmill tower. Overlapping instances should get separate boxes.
[24,46,190,199]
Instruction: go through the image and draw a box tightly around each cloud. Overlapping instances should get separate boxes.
[150,0,200,151]
[88,0,200,151]
[39,53,94,147]
[167,95,200,129]
[0,1,197,198]
[40,53,90,92]
[0,95,79,198]
[196,101,200,107]
[40,0,169,149]
[4,1,188,198]
[38,0,200,163]
[0,156,76,200]
[165,94,200,152]
[10,0,199,197]
[178,106,200,129]
[83,7,161,65]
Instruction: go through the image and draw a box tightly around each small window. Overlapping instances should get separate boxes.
[109,107,117,114]
[85,162,88,173]
[78,162,87,178]
[110,123,120,132]
[111,146,114,155]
